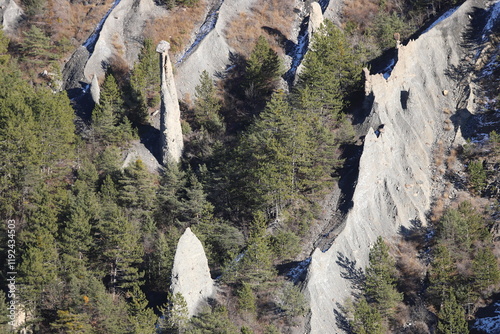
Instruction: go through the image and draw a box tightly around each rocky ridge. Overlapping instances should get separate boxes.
[305,0,485,332]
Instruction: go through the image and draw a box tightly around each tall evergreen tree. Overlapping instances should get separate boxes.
[295,20,362,118]
[129,38,159,124]
[437,292,469,334]
[350,298,384,334]
[92,73,134,145]
[472,247,500,292]
[194,70,224,133]
[364,236,402,317]
[244,36,283,99]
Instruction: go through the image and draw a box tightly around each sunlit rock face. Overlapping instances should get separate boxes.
[157,40,183,165]
[305,0,486,332]
[170,227,214,317]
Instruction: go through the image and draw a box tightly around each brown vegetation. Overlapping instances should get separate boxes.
[224,0,296,57]
[144,1,207,54]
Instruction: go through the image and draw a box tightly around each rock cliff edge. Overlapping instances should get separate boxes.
[305,0,484,332]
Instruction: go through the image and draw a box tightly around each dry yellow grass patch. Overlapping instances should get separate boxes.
[224,0,296,57]
[44,0,114,46]
[144,1,207,54]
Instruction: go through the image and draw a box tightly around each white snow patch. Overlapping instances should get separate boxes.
[474,302,500,334]
[423,7,459,34]
[483,1,500,40]
[382,58,396,79]
[83,0,122,50]
[288,257,311,282]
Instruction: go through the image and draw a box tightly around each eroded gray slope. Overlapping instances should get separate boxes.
[305,0,484,332]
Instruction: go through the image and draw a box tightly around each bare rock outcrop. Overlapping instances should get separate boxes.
[308,2,324,37]
[305,0,483,332]
[174,0,258,98]
[90,74,100,105]
[157,41,183,165]
[63,0,163,91]
[171,227,214,317]
[0,0,22,33]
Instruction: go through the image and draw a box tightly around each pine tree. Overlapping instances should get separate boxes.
[127,285,157,334]
[21,25,57,65]
[350,298,384,334]
[31,87,75,179]
[92,73,133,145]
[194,70,224,133]
[364,236,402,317]
[437,292,469,334]
[472,247,500,292]
[159,292,189,333]
[244,36,283,99]
[0,61,40,217]
[236,212,276,283]
[237,282,256,313]
[429,243,456,301]
[0,29,10,65]
[295,20,362,118]
[129,38,159,124]
[185,306,238,334]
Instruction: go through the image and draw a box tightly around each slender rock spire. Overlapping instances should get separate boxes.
[157,40,183,165]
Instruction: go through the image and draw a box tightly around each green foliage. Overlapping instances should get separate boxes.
[50,310,93,333]
[194,70,224,133]
[234,212,276,283]
[92,73,134,145]
[129,38,159,124]
[436,201,488,251]
[240,326,254,334]
[276,281,308,318]
[0,61,40,217]
[244,36,284,99]
[296,20,362,116]
[350,298,384,334]
[467,160,487,193]
[263,325,280,334]
[186,306,238,334]
[21,25,57,65]
[364,236,402,317]
[269,230,301,262]
[159,292,189,333]
[472,247,500,292]
[371,12,409,50]
[429,243,456,299]
[0,29,10,65]
[436,292,469,334]
[237,282,256,313]
[126,286,157,334]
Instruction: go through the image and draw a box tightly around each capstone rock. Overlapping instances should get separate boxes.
[157,40,183,165]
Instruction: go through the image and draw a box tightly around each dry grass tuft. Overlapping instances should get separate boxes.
[224,0,296,57]
[144,1,207,54]
[446,148,458,168]
[43,0,114,50]
[431,197,444,222]
[443,119,453,131]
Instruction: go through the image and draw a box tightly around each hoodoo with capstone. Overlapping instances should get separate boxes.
[170,227,214,317]
[157,40,183,165]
